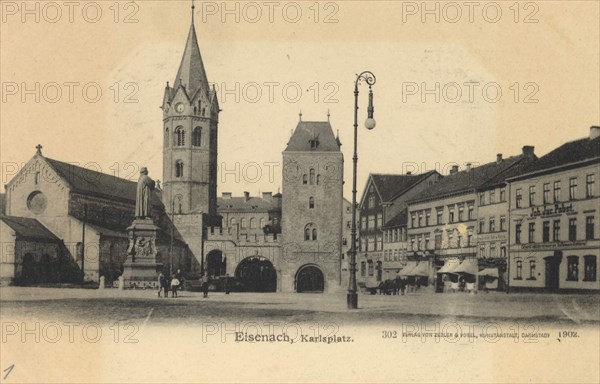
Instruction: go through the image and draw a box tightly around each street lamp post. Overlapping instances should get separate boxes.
[347,71,376,309]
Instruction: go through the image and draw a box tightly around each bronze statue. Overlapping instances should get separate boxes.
[135,167,155,218]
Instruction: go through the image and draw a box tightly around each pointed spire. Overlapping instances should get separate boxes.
[191,0,195,23]
[173,4,209,100]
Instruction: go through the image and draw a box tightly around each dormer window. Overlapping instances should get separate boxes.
[309,139,319,149]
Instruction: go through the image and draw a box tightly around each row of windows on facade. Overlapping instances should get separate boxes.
[478,187,507,206]
[360,213,383,230]
[165,127,203,147]
[302,169,322,185]
[362,230,486,253]
[514,216,596,244]
[228,217,268,230]
[360,260,382,278]
[410,203,476,228]
[514,256,597,282]
[514,174,596,208]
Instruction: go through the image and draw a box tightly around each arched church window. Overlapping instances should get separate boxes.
[317,174,321,185]
[175,160,184,178]
[309,197,314,209]
[259,218,265,229]
[309,168,315,185]
[304,223,317,241]
[250,218,256,229]
[302,174,308,185]
[240,218,247,229]
[193,127,202,147]
[230,218,237,227]
[164,127,169,148]
[175,126,185,146]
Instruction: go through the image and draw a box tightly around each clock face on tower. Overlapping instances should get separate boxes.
[175,103,184,113]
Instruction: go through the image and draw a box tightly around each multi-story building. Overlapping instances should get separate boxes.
[357,172,441,287]
[280,120,344,293]
[217,191,281,235]
[381,209,409,280]
[407,147,535,290]
[507,127,600,291]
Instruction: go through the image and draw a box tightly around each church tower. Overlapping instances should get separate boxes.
[162,3,219,219]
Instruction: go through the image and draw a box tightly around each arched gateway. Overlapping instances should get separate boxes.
[234,256,277,292]
[295,264,324,293]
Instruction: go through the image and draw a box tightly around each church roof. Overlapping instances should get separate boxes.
[0,215,61,242]
[0,193,5,215]
[284,121,340,152]
[44,157,163,208]
[173,18,210,100]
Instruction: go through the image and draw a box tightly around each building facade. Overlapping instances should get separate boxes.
[507,127,600,291]
[280,120,344,293]
[357,172,441,287]
[407,147,535,291]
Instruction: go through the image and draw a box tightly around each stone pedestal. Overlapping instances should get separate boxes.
[122,218,162,284]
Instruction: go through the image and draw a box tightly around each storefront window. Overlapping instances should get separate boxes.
[567,256,579,281]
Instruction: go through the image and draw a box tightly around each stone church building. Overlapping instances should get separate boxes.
[1,6,344,293]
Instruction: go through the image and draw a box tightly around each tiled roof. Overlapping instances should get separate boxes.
[284,121,340,152]
[217,196,280,212]
[383,209,407,228]
[509,136,600,180]
[172,21,209,100]
[45,157,163,208]
[371,171,437,202]
[479,155,538,190]
[412,155,526,202]
[0,215,60,241]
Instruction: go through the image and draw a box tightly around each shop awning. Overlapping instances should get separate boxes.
[399,262,417,276]
[454,259,479,275]
[437,258,460,274]
[478,268,499,278]
[411,262,430,277]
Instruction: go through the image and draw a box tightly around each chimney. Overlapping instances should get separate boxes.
[222,192,232,199]
[496,153,503,164]
[590,126,600,140]
[450,165,459,175]
[262,192,273,201]
[522,145,535,158]
[466,163,472,172]
[244,191,250,202]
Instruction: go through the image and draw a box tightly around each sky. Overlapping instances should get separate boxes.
[1,0,599,199]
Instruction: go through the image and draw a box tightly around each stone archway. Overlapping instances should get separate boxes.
[234,256,277,292]
[296,264,324,293]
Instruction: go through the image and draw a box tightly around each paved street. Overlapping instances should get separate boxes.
[1,287,599,384]
[1,287,598,325]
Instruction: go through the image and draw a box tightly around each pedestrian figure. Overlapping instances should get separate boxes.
[224,273,230,295]
[171,274,180,298]
[202,273,209,298]
[157,272,166,297]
